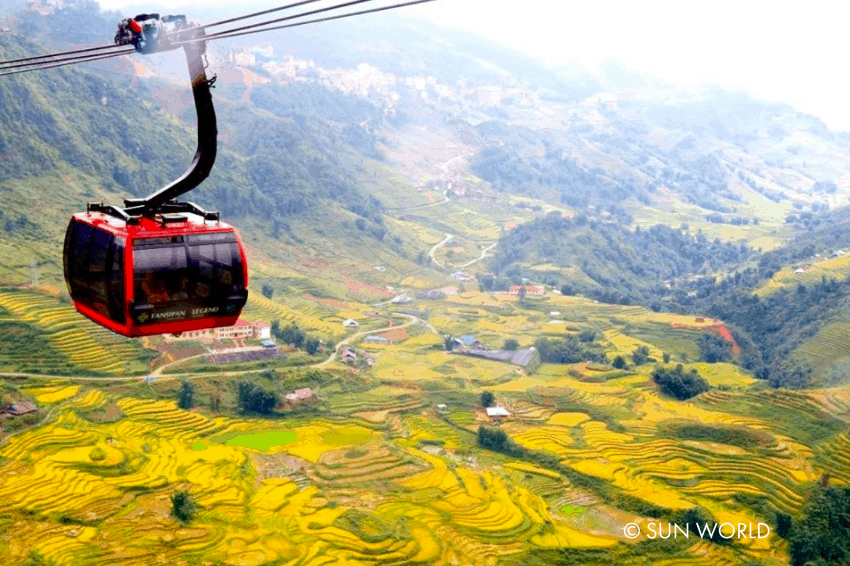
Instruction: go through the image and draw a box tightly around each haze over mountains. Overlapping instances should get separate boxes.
[5,3,850,566]
[4,0,850,391]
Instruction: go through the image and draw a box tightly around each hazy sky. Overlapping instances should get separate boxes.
[96,0,850,131]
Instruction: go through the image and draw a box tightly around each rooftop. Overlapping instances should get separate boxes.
[486,407,510,417]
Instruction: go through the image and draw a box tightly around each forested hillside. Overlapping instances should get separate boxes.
[487,213,752,297]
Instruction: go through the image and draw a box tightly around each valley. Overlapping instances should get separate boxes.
[1,3,850,565]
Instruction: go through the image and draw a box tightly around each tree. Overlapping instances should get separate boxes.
[261,284,274,299]
[776,511,793,539]
[652,365,710,400]
[612,355,627,369]
[305,338,321,355]
[631,345,651,365]
[517,285,527,301]
[274,322,305,348]
[477,425,509,452]
[237,381,278,414]
[560,284,574,296]
[170,490,196,524]
[480,390,495,408]
[789,485,850,566]
[663,352,671,363]
[698,333,732,363]
[503,338,519,351]
[578,330,595,343]
[177,380,194,410]
[444,335,455,351]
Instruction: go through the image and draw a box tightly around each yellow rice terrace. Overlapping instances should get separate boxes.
[2,355,848,565]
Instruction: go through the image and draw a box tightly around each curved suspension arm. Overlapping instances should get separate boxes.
[124,30,217,215]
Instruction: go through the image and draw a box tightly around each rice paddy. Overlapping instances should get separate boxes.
[1,281,847,566]
[0,287,151,375]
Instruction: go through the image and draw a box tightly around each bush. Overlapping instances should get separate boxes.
[177,380,194,410]
[88,446,106,461]
[503,338,519,351]
[631,345,652,365]
[170,490,196,524]
[612,355,627,369]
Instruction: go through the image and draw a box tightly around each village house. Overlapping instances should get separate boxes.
[452,335,488,350]
[2,401,38,417]
[509,285,545,297]
[281,387,319,408]
[341,347,357,363]
[364,335,392,345]
[253,321,272,340]
[343,319,359,328]
[486,406,510,421]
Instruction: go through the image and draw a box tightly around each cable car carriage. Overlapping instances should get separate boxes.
[63,15,249,337]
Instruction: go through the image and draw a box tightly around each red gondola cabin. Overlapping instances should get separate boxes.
[63,211,249,337]
[62,19,250,337]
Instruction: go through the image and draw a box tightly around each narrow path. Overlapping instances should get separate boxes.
[312,313,421,368]
[0,313,436,383]
[429,233,453,268]
[455,241,498,269]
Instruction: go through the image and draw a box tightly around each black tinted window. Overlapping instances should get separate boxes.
[107,237,125,324]
[134,244,189,305]
[132,231,244,308]
[89,228,111,304]
[63,221,123,323]
[72,222,94,289]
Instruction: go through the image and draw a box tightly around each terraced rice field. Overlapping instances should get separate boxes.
[0,288,150,374]
[2,328,848,565]
[794,322,850,377]
[242,293,337,337]
[755,254,850,296]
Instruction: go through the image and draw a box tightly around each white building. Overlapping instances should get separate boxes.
[168,319,270,341]
[343,319,359,328]
[486,407,510,419]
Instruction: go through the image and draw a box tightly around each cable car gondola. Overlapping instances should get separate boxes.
[63,16,249,337]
